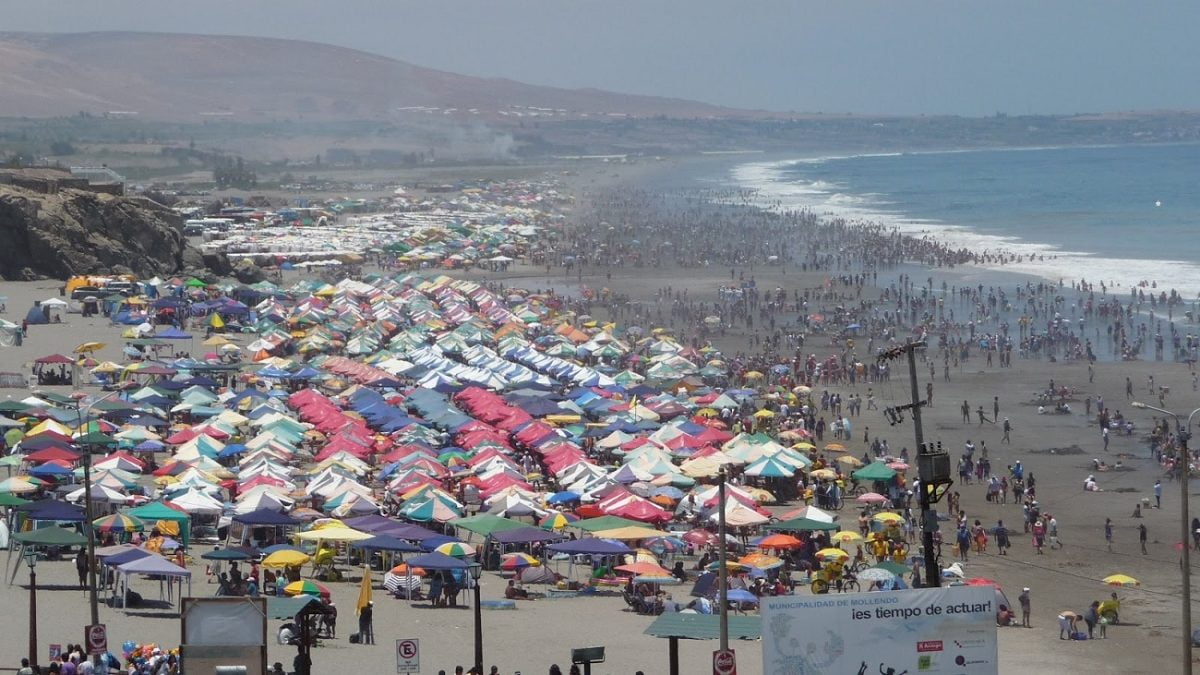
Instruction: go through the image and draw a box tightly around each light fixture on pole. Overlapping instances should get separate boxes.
[25,549,38,670]
[1132,400,1200,674]
[468,561,483,675]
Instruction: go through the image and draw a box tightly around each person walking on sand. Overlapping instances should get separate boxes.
[961,400,971,423]
[1154,479,1162,508]
[1105,518,1114,552]
[1139,523,1148,554]
[993,396,1000,421]
[1018,587,1031,628]
[1102,426,1109,451]
[1002,417,1012,444]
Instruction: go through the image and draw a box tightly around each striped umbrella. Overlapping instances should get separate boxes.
[284,580,330,599]
[539,512,579,530]
[643,536,687,555]
[434,542,476,557]
[500,552,541,571]
[92,513,145,534]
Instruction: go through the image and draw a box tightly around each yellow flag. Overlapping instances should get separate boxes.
[356,564,372,615]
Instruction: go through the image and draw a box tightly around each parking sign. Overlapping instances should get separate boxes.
[396,638,420,673]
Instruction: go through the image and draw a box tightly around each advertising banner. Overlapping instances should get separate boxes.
[762,585,998,674]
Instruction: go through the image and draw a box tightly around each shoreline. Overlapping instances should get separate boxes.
[718,143,1200,300]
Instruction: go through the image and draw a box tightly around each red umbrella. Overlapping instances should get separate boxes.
[682,529,718,546]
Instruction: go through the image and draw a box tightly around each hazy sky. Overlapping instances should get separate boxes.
[5,0,1198,116]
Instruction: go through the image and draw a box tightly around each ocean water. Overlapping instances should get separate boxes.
[730,143,1200,296]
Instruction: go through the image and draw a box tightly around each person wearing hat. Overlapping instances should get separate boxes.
[1018,587,1032,627]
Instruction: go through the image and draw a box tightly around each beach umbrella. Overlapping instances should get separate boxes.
[873,561,910,576]
[830,531,864,544]
[92,513,145,534]
[500,552,541,571]
[1103,574,1140,587]
[434,542,476,557]
[726,589,758,604]
[809,468,837,480]
[856,492,889,505]
[201,548,254,561]
[389,563,427,577]
[872,512,905,524]
[835,456,863,468]
[816,548,849,561]
[539,512,579,530]
[738,552,783,570]
[887,462,910,472]
[74,342,106,354]
[757,534,802,550]
[682,529,717,546]
[263,550,312,568]
[643,536,686,555]
[284,580,330,599]
[858,567,898,583]
[546,491,581,505]
[633,576,681,585]
[824,443,847,453]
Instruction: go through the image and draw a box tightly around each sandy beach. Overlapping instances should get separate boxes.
[0,159,1196,675]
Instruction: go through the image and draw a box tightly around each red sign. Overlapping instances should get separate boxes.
[86,624,107,656]
[713,648,737,675]
[917,640,944,652]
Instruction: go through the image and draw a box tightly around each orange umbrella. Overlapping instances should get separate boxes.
[758,533,803,550]
[390,563,427,576]
[615,562,672,577]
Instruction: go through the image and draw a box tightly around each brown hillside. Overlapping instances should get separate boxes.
[0,31,761,121]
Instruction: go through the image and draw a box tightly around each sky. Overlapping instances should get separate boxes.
[4,0,1198,116]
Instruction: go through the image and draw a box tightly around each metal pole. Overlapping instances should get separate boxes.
[905,342,939,588]
[717,468,729,652]
[1181,424,1192,675]
[473,579,483,674]
[28,562,37,668]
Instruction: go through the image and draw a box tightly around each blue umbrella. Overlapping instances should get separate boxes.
[726,589,759,604]
[547,491,581,505]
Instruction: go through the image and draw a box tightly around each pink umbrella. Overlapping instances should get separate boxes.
[887,462,910,471]
[856,492,889,504]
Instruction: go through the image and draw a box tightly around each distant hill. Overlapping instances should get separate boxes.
[0,31,761,121]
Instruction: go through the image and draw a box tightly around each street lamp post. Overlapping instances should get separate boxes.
[468,561,483,675]
[1133,401,1200,674]
[26,550,38,669]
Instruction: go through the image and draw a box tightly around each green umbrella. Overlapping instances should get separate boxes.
[852,462,897,482]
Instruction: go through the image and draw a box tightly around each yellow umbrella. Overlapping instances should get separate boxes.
[791,442,816,450]
[1102,574,1140,587]
[816,548,848,560]
[262,550,312,569]
[743,371,764,380]
[294,526,372,542]
[872,512,904,524]
[809,468,837,480]
[753,409,775,419]
[824,443,847,452]
[835,456,864,468]
[696,408,719,418]
[202,335,231,347]
[792,385,812,394]
[831,531,864,544]
[73,341,106,354]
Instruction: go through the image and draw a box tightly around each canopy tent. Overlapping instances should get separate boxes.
[127,502,191,543]
[115,554,192,611]
[450,513,527,539]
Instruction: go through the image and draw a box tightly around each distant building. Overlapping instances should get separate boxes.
[0,166,124,195]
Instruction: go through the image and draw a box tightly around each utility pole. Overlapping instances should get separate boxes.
[878,340,951,588]
[76,391,119,673]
